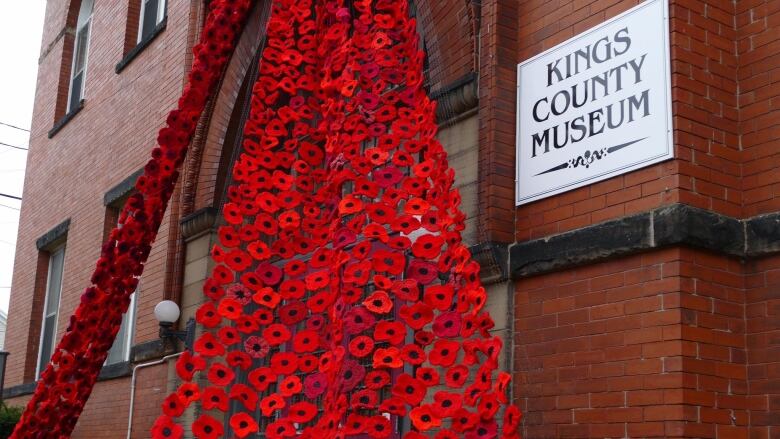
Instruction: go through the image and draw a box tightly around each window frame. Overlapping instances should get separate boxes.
[105,287,137,365]
[35,244,66,379]
[137,0,166,43]
[66,0,94,114]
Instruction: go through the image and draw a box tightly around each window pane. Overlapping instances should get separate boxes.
[141,0,159,40]
[38,315,57,373]
[106,292,135,364]
[73,23,90,75]
[45,248,65,315]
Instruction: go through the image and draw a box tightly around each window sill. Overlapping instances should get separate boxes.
[48,100,84,138]
[115,17,167,74]
[98,361,132,381]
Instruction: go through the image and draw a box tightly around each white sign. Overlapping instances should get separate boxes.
[516,0,673,205]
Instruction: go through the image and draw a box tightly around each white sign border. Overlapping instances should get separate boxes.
[515,0,674,206]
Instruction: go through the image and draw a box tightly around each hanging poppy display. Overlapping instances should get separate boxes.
[15,0,523,437]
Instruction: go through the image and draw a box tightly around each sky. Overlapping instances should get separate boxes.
[0,1,47,312]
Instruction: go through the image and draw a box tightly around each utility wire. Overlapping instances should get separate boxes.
[0,141,28,151]
[0,121,30,132]
[0,193,22,201]
[0,203,19,211]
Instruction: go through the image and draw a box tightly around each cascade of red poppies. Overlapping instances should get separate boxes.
[153,1,522,438]
[10,1,254,437]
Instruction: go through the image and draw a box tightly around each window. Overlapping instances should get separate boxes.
[37,245,66,378]
[138,0,166,42]
[67,0,94,113]
[105,288,137,365]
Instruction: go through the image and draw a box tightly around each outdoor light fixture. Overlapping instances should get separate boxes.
[154,300,195,351]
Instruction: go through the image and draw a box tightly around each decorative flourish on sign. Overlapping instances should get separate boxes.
[10,1,253,437]
[535,137,648,176]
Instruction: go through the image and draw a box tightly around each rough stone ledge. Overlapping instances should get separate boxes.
[510,203,780,279]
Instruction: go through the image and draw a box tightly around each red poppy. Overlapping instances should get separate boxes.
[392,373,427,406]
[411,234,444,260]
[293,329,320,353]
[391,279,420,301]
[429,339,460,367]
[406,259,439,285]
[433,391,463,418]
[351,389,378,409]
[263,323,292,345]
[401,343,426,365]
[364,369,391,390]
[374,320,406,345]
[161,393,186,417]
[348,335,375,358]
[445,364,470,388]
[345,413,367,435]
[373,346,403,369]
[260,393,286,417]
[433,311,462,338]
[217,297,242,320]
[248,366,277,392]
[192,414,223,439]
[252,287,281,309]
[270,351,298,375]
[343,306,376,335]
[151,415,183,439]
[217,326,240,346]
[175,351,206,381]
[410,405,441,431]
[201,386,228,412]
[229,412,259,438]
[279,279,306,299]
[423,284,455,311]
[229,383,259,411]
[203,361,233,389]
[195,301,221,328]
[194,332,224,357]
[399,301,434,330]
[278,375,302,397]
[289,401,318,423]
[176,382,200,405]
[372,249,405,275]
[379,396,408,416]
[451,409,479,433]
[366,415,393,439]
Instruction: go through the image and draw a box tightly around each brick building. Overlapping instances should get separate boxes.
[4,0,779,438]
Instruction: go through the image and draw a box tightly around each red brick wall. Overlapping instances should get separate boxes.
[515,248,756,438]
[511,0,780,437]
[4,0,202,434]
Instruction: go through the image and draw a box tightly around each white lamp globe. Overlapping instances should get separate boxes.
[154,300,181,324]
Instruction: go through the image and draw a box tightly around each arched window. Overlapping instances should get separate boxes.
[67,0,94,114]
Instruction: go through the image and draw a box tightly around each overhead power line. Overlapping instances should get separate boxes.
[0,203,19,211]
[0,193,22,201]
[0,121,30,132]
[0,141,28,151]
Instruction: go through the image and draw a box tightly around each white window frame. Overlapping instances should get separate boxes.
[36,245,66,379]
[66,0,93,113]
[105,289,137,365]
[137,0,166,43]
